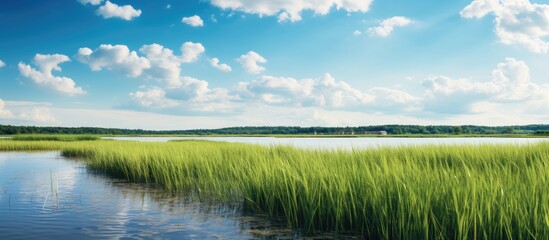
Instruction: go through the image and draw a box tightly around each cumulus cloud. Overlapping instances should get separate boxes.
[78,0,103,5]
[490,57,537,101]
[367,87,421,111]
[129,88,178,108]
[173,77,218,102]
[18,54,85,96]
[139,42,205,86]
[210,58,232,72]
[166,76,234,103]
[237,73,375,108]
[128,72,423,115]
[208,0,373,22]
[77,42,206,87]
[96,1,141,21]
[237,51,267,73]
[461,0,549,53]
[421,76,498,114]
[180,42,205,63]
[0,59,5,68]
[76,44,151,77]
[368,16,413,37]
[182,15,204,27]
[139,43,182,86]
[421,58,542,113]
[130,76,239,113]
[0,99,14,119]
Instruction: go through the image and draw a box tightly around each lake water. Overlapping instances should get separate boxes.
[103,136,549,149]
[0,152,314,239]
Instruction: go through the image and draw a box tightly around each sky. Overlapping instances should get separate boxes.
[0,0,548,130]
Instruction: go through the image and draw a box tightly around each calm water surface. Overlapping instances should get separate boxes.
[0,152,318,239]
[103,136,549,149]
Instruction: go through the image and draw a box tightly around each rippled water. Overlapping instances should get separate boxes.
[0,152,311,239]
[103,136,549,149]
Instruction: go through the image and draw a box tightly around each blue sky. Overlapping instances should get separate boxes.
[0,0,548,129]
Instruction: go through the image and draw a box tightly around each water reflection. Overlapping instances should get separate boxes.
[0,152,312,239]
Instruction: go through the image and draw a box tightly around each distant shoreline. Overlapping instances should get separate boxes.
[1,124,548,137]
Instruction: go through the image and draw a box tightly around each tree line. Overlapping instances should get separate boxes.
[0,124,548,135]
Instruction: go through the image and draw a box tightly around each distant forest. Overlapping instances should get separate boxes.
[1,124,548,135]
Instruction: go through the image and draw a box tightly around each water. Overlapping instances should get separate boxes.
[104,136,549,149]
[0,152,305,239]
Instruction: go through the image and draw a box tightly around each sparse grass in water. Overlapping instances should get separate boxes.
[1,139,548,238]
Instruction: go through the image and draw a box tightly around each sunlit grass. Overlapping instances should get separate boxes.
[1,139,548,238]
[0,140,72,151]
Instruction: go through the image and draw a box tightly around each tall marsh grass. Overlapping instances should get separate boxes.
[0,140,71,151]
[1,139,548,238]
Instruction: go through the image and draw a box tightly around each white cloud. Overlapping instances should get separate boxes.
[367,87,421,111]
[210,58,232,72]
[180,42,205,63]
[77,42,206,88]
[235,74,419,111]
[353,30,362,36]
[96,1,141,21]
[129,76,239,113]
[460,0,500,18]
[237,73,375,108]
[237,51,267,73]
[0,99,14,119]
[18,107,56,123]
[76,44,151,77]
[0,59,5,68]
[18,54,85,96]
[490,57,537,101]
[182,15,204,27]
[139,43,182,86]
[422,76,497,96]
[78,0,103,5]
[0,101,57,124]
[421,58,543,113]
[167,76,233,102]
[126,72,419,115]
[421,76,497,114]
[129,88,178,108]
[8,55,549,126]
[208,0,373,22]
[461,0,549,53]
[139,42,205,85]
[368,16,413,37]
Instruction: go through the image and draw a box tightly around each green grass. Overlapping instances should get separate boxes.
[10,134,100,142]
[0,140,74,151]
[1,139,548,238]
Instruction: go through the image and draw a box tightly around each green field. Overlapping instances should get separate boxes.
[0,139,548,238]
